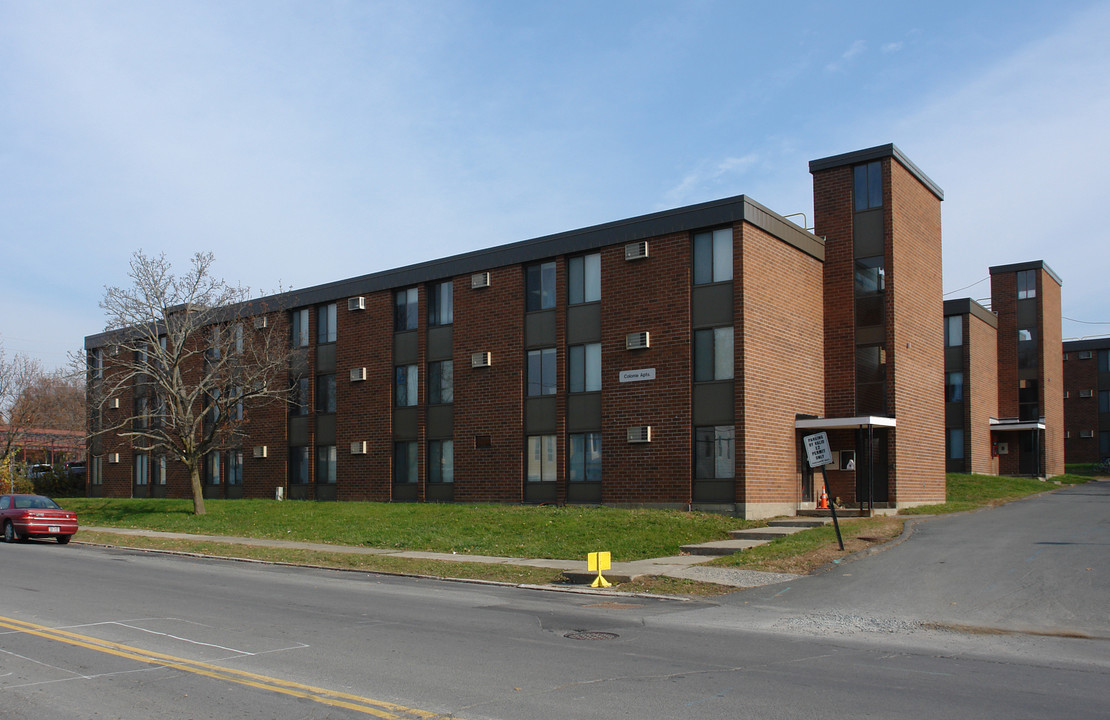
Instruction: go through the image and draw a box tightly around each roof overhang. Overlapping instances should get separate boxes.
[795,416,897,430]
[990,418,1046,431]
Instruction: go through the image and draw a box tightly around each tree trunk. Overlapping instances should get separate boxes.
[189,464,207,515]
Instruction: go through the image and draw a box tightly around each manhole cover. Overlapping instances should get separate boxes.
[564,631,619,641]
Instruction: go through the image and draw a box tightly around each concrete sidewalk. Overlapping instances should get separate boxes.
[80,526,802,589]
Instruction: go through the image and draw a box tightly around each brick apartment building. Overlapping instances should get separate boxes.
[85,143,950,518]
[943,261,1066,477]
[1062,337,1110,463]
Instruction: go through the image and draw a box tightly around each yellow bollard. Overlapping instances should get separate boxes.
[587,551,612,588]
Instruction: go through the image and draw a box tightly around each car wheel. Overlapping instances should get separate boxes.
[57,535,71,545]
[3,521,13,543]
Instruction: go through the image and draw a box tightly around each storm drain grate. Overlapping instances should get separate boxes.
[564,631,619,641]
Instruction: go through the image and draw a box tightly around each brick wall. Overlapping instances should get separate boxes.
[966,312,999,474]
[1038,270,1065,476]
[1063,350,1101,462]
[812,165,856,418]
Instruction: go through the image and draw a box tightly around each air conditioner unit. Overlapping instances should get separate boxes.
[625,241,649,260]
[1080,430,1095,439]
[1080,389,1094,398]
[350,441,367,455]
[348,296,366,311]
[350,367,367,382]
[107,453,120,464]
[252,446,268,459]
[1078,351,1093,359]
[627,426,652,443]
[472,351,492,368]
[471,272,491,289]
[109,398,120,409]
[253,316,269,329]
[626,332,651,350]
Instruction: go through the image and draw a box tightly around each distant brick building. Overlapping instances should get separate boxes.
[86,143,954,517]
[1062,338,1110,463]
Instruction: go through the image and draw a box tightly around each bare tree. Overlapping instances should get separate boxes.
[92,251,295,515]
[11,369,85,435]
[0,341,46,471]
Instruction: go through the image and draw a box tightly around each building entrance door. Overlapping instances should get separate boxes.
[856,428,889,504]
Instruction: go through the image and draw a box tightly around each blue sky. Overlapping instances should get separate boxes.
[2,1,1108,371]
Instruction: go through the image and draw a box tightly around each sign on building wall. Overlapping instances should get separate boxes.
[619,368,656,383]
[803,432,833,468]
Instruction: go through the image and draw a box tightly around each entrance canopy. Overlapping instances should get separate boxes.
[989,417,1046,432]
[795,415,897,430]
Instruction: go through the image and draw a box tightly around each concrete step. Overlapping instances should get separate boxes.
[679,538,769,556]
[767,518,830,528]
[797,508,873,518]
[728,526,809,541]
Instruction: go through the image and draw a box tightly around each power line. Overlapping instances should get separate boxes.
[1063,316,1110,326]
[943,276,989,297]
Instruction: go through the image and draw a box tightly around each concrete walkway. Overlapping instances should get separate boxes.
[81,523,815,589]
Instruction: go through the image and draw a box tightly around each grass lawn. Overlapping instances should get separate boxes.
[899,472,1091,515]
[62,498,759,562]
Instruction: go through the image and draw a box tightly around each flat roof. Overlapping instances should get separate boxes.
[988,260,1063,287]
[943,298,998,328]
[990,417,1046,431]
[795,416,897,430]
[1063,336,1110,352]
[808,143,944,201]
[87,194,824,348]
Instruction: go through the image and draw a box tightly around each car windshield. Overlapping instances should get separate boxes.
[14,496,61,510]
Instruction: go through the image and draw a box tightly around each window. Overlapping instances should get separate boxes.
[1017,269,1036,300]
[395,365,418,406]
[205,451,221,485]
[134,396,148,429]
[233,324,243,354]
[568,253,600,305]
[318,303,337,344]
[527,435,557,482]
[227,450,243,485]
[527,348,557,396]
[1018,328,1037,370]
[91,348,103,379]
[946,372,964,402]
[945,316,963,347]
[291,308,310,347]
[694,426,735,479]
[316,445,336,484]
[428,360,453,404]
[1100,390,1110,414]
[289,447,309,484]
[394,441,418,484]
[291,377,310,415]
[231,387,244,421]
[316,374,336,413]
[1019,379,1039,421]
[526,261,556,311]
[569,433,602,482]
[1100,350,1110,372]
[428,440,453,483]
[1101,431,1110,458]
[134,453,148,486]
[856,345,887,415]
[91,456,103,486]
[1018,328,1033,342]
[428,281,453,326]
[853,160,882,211]
[394,288,419,331]
[205,389,221,426]
[854,256,886,294]
[693,228,732,284]
[694,327,734,382]
[154,456,167,486]
[568,343,601,393]
[947,428,965,460]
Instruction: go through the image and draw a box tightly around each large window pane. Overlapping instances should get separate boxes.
[944,316,962,347]
[527,348,556,396]
[527,435,556,482]
[227,450,243,485]
[568,343,601,393]
[393,441,418,484]
[287,447,307,484]
[316,374,336,413]
[394,288,419,331]
[134,453,148,486]
[429,360,453,404]
[429,281,453,326]
[854,161,882,211]
[693,229,732,284]
[317,303,337,344]
[429,440,453,483]
[316,445,336,484]
[569,432,602,482]
[291,308,309,347]
[694,327,733,382]
[946,372,964,402]
[948,428,965,460]
[695,426,734,479]
[526,262,556,311]
[568,253,601,305]
[395,365,418,406]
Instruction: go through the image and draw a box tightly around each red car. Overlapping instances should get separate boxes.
[0,494,78,544]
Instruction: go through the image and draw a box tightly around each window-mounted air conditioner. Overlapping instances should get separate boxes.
[627,426,652,443]
[109,398,120,409]
[1078,351,1093,359]
[472,351,492,368]
[626,332,651,350]
[253,446,268,459]
[625,241,649,261]
[1080,389,1094,398]
[254,316,268,329]
[350,367,367,382]
[350,441,368,455]
[471,272,491,289]
[107,453,120,464]
[348,296,366,311]
[1080,430,1095,439]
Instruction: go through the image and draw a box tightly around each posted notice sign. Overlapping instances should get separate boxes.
[803,432,833,468]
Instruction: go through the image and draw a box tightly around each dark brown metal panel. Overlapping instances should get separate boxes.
[393,407,418,439]
[525,396,557,433]
[525,310,557,348]
[566,304,602,344]
[316,414,336,444]
[289,416,311,446]
[392,483,419,502]
[693,381,735,426]
[567,482,601,503]
[316,343,336,373]
[426,483,454,502]
[567,393,602,431]
[692,283,733,328]
[393,331,418,365]
[427,325,453,361]
[524,482,557,503]
[427,404,454,438]
[853,209,883,257]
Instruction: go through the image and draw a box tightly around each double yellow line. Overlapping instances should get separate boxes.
[0,615,446,719]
